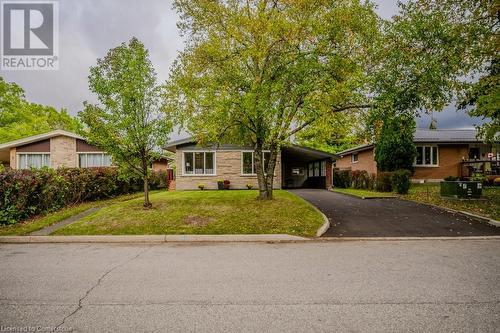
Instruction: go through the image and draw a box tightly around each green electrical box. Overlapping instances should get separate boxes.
[440,181,482,199]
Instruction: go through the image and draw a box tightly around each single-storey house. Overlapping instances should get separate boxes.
[335,129,500,181]
[165,138,334,190]
[0,130,170,171]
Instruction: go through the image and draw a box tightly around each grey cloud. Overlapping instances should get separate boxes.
[0,0,482,130]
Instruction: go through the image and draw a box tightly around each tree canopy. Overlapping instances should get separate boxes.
[0,77,82,143]
[80,37,171,207]
[166,0,380,198]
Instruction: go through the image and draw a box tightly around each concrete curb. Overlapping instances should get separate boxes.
[399,198,500,228]
[0,234,309,244]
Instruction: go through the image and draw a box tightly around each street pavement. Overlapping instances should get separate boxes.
[0,240,499,332]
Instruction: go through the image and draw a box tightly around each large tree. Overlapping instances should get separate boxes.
[373,0,498,137]
[0,77,82,143]
[166,0,380,199]
[80,38,171,208]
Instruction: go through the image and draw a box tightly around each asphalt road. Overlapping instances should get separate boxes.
[291,189,500,237]
[1,241,499,332]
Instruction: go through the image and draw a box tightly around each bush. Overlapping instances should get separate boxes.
[0,167,167,225]
[376,172,393,192]
[351,170,371,189]
[391,169,411,194]
[333,170,351,188]
[444,176,459,181]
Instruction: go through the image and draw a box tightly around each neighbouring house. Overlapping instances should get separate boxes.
[164,138,334,190]
[0,130,170,171]
[335,129,500,182]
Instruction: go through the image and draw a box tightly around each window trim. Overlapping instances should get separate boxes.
[240,150,271,176]
[414,145,439,167]
[181,150,217,176]
[17,152,51,169]
[77,152,111,168]
[351,153,359,164]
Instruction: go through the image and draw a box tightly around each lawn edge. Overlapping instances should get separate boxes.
[399,197,500,228]
[285,190,330,237]
[331,189,397,200]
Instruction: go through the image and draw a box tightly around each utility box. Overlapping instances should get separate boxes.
[440,181,482,199]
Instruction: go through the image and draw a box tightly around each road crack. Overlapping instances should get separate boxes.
[54,246,153,330]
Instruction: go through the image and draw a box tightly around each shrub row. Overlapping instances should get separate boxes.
[333,169,411,194]
[0,168,168,225]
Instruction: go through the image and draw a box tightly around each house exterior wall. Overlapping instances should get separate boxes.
[9,148,16,169]
[50,136,77,168]
[152,160,169,171]
[76,139,102,152]
[413,144,468,181]
[336,149,377,175]
[175,150,282,190]
[17,139,50,152]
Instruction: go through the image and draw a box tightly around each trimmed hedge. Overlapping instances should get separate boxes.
[391,169,411,194]
[333,170,351,188]
[0,168,167,225]
[375,172,393,192]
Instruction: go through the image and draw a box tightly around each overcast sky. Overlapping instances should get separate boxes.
[0,0,485,133]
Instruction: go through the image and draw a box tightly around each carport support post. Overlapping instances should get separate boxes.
[326,160,333,190]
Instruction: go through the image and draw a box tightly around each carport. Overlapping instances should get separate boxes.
[281,145,334,189]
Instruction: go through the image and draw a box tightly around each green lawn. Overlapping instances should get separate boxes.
[52,190,324,236]
[0,192,152,236]
[403,184,500,221]
[332,188,396,199]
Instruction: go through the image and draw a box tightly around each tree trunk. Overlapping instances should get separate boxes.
[142,156,151,208]
[255,144,278,200]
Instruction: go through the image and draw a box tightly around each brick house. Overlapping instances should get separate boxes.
[335,129,500,182]
[165,138,334,190]
[0,130,169,171]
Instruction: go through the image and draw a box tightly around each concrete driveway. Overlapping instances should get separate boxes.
[1,241,499,332]
[291,189,500,237]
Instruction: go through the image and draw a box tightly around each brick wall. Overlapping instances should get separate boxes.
[175,150,282,190]
[413,144,468,181]
[336,148,377,174]
[50,136,77,168]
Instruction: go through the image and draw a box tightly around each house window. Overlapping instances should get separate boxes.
[183,151,215,175]
[415,146,438,166]
[351,153,359,163]
[241,151,271,175]
[18,153,50,169]
[307,160,326,177]
[78,153,111,168]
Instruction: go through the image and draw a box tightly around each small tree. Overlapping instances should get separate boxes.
[374,114,416,172]
[80,38,171,208]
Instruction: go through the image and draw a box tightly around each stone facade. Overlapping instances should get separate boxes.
[50,136,78,168]
[336,149,377,175]
[175,150,282,190]
[9,148,16,169]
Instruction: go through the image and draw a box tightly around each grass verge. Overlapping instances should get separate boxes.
[403,184,499,221]
[0,192,155,236]
[332,188,396,199]
[52,190,324,237]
